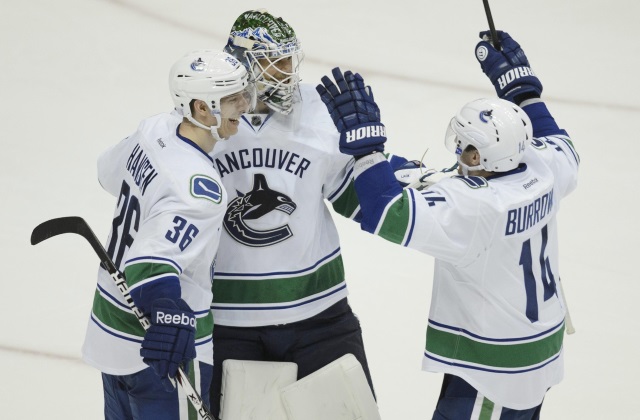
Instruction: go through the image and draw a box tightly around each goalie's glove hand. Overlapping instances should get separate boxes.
[475,30,542,105]
[140,298,196,391]
[316,67,386,158]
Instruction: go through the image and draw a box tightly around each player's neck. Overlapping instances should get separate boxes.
[178,121,217,153]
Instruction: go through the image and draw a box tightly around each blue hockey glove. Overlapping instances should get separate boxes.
[316,67,386,157]
[140,298,196,391]
[475,30,542,104]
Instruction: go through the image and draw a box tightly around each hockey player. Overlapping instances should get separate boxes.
[316,31,579,419]
[207,9,387,416]
[81,50,255,419]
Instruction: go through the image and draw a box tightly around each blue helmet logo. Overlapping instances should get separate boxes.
[190,58,206,71]
[479,109,493,123]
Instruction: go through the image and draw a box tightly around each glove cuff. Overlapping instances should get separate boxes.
[339,122,387,156]
[342,122,386,143]
[496,66,543,103]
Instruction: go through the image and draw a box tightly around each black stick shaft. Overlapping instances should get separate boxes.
[31,216,217,420]
[482,0,501,50]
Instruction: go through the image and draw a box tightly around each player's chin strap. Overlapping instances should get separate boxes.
[186,114,225,142]
[456,156,484,176]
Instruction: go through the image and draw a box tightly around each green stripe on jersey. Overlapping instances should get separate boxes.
[479,398,495,420]
[425,324,564,369]
[92,289,213,339]
[331,181,360,219]
[124,262,179,288]
[377,190,411,245]
[213,255,344,304]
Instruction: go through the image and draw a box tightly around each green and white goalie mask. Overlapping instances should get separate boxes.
[224,9,304,115]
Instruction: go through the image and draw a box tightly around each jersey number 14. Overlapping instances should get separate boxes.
[519,225,557,323]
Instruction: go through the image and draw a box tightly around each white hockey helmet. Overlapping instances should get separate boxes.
[169,50,256,137]
[445,98,532,173]
[224,9,304,115]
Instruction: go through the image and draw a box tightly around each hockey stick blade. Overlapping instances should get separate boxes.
[31,216,91,245]
[482,0,501,50]
[30,216,217,420]
[31,216,117,274]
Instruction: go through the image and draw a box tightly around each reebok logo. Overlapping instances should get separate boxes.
[156,311,196,328]
[497,67,535,89]
[345,125,386,143]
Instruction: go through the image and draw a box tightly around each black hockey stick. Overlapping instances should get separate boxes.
[31,216,217,420]
[482,0,501,50]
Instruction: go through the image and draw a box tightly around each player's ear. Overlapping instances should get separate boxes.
[191,99,207,117]
[471,149,482,166]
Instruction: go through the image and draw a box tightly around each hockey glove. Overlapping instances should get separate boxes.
[475,30,543,104]
[392,158,457,190]
[393,159,428,188]
[316,67,386,157]
[140,298,196,391]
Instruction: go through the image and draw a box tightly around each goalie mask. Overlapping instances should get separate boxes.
[445,98,532,174]
[224,9,304,115]
[169,50,256,140]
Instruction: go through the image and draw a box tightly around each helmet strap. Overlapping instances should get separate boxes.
[456,155,484,176]
[186,114,223,142]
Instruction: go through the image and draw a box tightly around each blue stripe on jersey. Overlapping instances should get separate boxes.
[92,314,214,347]
[128,274,180,292]
[194,309,210,316]
[429,318,565,343]
[424,351,562,374]
[551,137,580,165]
[175,126,214,163]
[195,336,213,346]
[97,284,130,311]
[211,283,347,311]
[403,188,418,247]
[215,247,341,277]
[486,164,527,180]
[91,314,142,343]
[327,166,354,202]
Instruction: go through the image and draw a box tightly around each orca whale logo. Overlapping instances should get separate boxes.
[223,174,297,247]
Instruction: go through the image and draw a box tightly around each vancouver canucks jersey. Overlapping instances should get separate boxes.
[209,84,360,326]
[352,105,579,409]
[82,113,226,375]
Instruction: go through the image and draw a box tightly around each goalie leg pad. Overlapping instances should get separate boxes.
[280,354,381,420]
[219,359,298,420]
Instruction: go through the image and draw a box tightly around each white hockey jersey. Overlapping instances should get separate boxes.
[209,84,360,326]
[82,114,226,375]
[352,129,579,409]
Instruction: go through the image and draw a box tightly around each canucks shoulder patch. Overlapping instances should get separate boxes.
[454,175,488,189]
[190,174,223,204]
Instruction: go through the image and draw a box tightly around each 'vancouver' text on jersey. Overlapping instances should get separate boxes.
[209,84,362,327]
